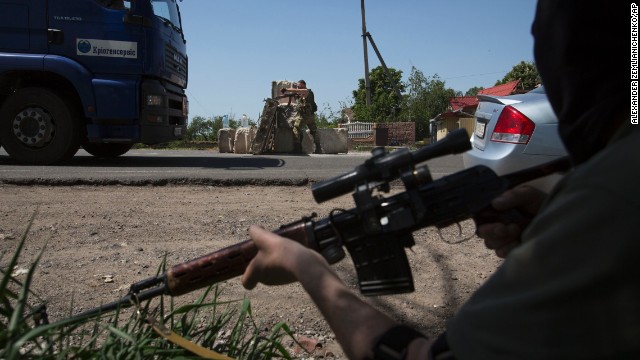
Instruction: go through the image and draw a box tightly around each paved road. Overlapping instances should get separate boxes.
[0,148,464,186]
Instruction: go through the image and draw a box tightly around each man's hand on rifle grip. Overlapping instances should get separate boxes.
[473,185,547,258]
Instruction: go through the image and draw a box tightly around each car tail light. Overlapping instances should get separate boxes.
[490,105,535,144]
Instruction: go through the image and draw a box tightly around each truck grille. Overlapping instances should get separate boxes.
[165,45,187,87]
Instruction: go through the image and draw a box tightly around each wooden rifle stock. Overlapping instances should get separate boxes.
[166,217,316,296]
[67,217,318,320]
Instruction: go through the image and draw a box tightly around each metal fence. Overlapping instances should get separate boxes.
[342,121,373,139]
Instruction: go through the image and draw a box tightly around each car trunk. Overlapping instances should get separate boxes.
[471,95,521,151]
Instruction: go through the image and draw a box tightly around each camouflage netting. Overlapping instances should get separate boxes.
[251,81,298,154]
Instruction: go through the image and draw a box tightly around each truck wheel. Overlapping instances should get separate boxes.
[0,87,81,164]
[82,143,133,158]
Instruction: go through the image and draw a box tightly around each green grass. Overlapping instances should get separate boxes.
[1,214,297,359]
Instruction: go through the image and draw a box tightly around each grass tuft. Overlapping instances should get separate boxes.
[1,213,297,359]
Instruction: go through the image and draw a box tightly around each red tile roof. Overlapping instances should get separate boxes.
[448,80,521,111]
[478,80,520,96]
[449,96,478,111]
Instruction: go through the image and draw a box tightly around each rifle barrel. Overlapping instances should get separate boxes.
[66,279,167,321]
[501,156,572,188]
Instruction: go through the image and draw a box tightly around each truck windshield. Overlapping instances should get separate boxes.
[151,0,182,33]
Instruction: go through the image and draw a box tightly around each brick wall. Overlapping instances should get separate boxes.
[374,122,415,146]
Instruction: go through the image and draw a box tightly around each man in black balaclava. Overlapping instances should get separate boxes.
[447,1,639,358]
[532,1,628,164]
[239,1,639,359]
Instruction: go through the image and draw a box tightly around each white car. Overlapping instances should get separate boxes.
[463,86,568,192]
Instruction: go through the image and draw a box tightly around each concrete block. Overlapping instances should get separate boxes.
[301,132,315,154]
[316,128,348,154]
[234,127,256,154]
[274,128,295,153]
[273,128,348,154]
[218,128,236,153]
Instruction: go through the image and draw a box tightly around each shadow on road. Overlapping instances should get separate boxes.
[0,154,287,170]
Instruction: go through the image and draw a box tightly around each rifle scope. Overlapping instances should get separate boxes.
[311,128,472,203]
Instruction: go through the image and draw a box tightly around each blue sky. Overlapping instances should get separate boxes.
[177,1,538,122]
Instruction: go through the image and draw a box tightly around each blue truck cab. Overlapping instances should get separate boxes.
[0,0,188,164]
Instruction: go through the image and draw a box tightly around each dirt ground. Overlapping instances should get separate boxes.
[0,184,502,358]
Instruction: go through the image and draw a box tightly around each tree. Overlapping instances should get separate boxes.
[496,61,540,92]
[210,116,224,139]
[465,86,484,96]
[186,115,215,141]
[314,102,340,128]
[315,99,354,128]
[399,67,457,140]
[351,66,405,122]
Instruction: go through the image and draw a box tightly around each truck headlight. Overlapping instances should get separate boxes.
[145,94,163,106]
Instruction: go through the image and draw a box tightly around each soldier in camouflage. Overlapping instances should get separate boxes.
[281,80,321,154]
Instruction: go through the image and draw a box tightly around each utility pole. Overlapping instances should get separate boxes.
[360,0,402,109]
[361,0,371,107]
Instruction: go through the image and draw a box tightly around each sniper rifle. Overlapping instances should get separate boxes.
[72,128,571,320]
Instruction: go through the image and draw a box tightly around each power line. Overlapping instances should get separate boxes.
[443,70,509,80]
[185,89,209,115]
